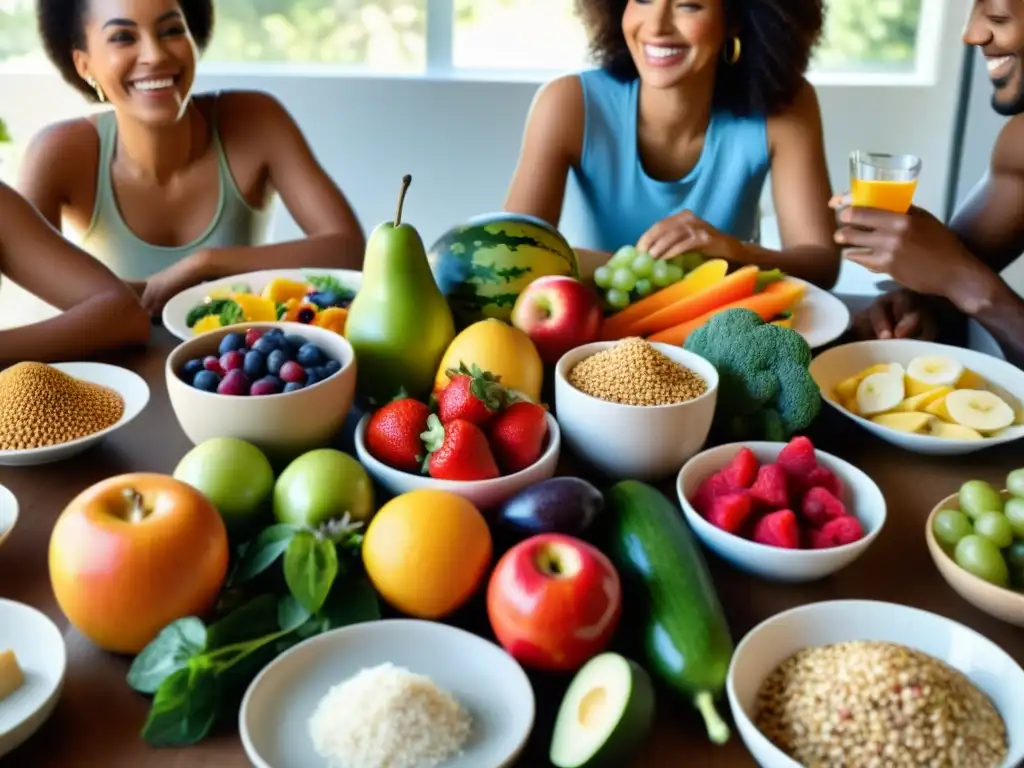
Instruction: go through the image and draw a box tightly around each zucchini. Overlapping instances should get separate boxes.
[604,480,733,745]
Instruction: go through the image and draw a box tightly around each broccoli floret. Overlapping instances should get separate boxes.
[684,308,821,440]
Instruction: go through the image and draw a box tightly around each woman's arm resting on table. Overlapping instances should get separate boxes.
[946,263,1024,369]
[0,183,150,366]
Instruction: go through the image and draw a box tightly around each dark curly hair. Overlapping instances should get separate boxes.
[576,0,824,116]
[37,0,215,102]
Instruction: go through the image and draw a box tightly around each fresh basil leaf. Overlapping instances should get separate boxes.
[321,577,381,629]
[207,594,280,650]
[140,665,220,747]
[219,300,244,326]
[277,594,313,632]
[128,617,207,695]
[283,531,338,614]
[229,524,298,586]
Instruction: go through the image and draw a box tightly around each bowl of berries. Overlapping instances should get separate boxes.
[166,322,355,459]
[353,365,561,510]
[676,437,886,583]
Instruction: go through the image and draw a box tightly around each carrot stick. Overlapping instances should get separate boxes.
[600,259,730,340]
[648,279,806,345]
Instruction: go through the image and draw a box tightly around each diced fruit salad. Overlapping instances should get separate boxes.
[689,436,866,550]
[834,355,1022,440]
[186,272,356,335]
[178,327,342,396]
[365,363,550,481]
[932,472,1024,591]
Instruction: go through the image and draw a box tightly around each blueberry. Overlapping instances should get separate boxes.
[262,375,284,391]
[181,358,205,380]
[283,381,305,393]
[284,333,307,351]
[317,291,340,307]
[267,349,289,376]
[243,349,267,379]
[264,327,286,339]
[322,359,341,377]
[306,292,324,307]
[252,335,278,355]
[296,343,325,367]
[305,369,320,386]
[192,369,221,392]
[218,332,246,356]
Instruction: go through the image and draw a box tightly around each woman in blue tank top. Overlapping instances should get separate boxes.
[505,0,840,289]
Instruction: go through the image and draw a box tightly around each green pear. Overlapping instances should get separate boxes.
[345,175,456,404]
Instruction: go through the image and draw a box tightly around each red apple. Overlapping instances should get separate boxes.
[487,533,621,672]
[510,276,603,364]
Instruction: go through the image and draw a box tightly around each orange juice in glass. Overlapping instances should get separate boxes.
[849,151,922,213]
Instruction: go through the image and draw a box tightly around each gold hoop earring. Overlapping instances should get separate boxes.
[86,76,105,102]
[724,36,742,65]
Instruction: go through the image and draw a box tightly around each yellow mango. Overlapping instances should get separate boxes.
[314,307,348,335]
[233,294,277,322]
[192,315,223,335]
[262,277,310,304]
[433,318,543,402]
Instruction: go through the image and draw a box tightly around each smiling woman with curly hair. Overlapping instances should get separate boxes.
[504,0,840,290]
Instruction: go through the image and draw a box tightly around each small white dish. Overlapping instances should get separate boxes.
[677,442,886,583]
[354,412,560,510]
[787,278,851,349]
[239,619,535,768]
[0,485,16,550]
[0,599,68,759]
[162,268,362,341]
[727,600,1024,768]
[809,339,1024,456]
[554,341,719,481]
[0,363,150,467]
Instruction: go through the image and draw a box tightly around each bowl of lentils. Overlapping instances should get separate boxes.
[553,337,718,481]
[727,599,1024,768]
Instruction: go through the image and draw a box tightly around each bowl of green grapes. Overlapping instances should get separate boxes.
[926,469,1024,627]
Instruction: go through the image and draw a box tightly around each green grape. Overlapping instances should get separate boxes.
[1005,540,1024,569]
[932,509,973,548]
[609,246,637,268]
[1007,468,1024,499]
[593,265,613,289]
[651,261,673,287]
[678,252,707,272]
[605,288,630,309]
[954,534,1010,587]
[611,268,637,292]
[665,264,685,283]
[631,253,654,278]
[634,278,653,297]
[974,511,1014,549]
[958,480,1003,520]
[1004,497,1024,539]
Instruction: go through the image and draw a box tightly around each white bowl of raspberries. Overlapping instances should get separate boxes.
[676,437,887,583]
[353,364,561,510]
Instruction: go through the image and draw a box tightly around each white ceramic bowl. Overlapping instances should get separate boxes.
[353,412,560,510]
[0,599,67,759]
[677,442,886,582]
[240,619,535,768]
[809,339,1024,456]
[554,341,718,481]
[0,363,150,467]
[727,600,1024,768]
[0,484,16,551]
[162,267,362,341]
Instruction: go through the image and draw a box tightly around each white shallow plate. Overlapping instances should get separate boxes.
[809,339,1024,456]
[162,268,363,341]
[0,363,150,467]
[0,485,16,550]
[789,278,851,349]
[240,619,535,768]
[727,600,1024,768]
[0,599,67,759]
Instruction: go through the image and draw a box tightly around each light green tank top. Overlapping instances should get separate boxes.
[78,105,271,280]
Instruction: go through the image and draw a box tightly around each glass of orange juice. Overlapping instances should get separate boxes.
[849,151,922,213]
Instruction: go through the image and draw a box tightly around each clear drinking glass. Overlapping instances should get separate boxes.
[849,151,922,214]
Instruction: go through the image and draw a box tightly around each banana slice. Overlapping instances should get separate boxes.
[906,355,965,396]
[836,363,903,401]
[926,420,983,441]
[944,389,1015,433]
[856,370,905,416]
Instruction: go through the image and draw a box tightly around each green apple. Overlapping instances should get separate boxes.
[173,437,274,533]
[273,449,375,529]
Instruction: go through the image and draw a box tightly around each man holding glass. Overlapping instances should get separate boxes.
[835,0,1024,368]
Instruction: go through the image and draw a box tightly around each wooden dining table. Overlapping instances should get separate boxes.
[1,327,1022,768]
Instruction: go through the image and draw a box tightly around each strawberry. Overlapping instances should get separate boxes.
[749,464,789,509]
[808,516,864,549]
[707,491,754,534]
[777,436,818,479]
[487,401,549,474]
[365,398,432,473]
[436,362,506,426]
[801,487,848,528]
[752,509,801,549]
[691,472,739,517]
[421,414,500,481]
[806,466,844,498]
[720,447,759,488]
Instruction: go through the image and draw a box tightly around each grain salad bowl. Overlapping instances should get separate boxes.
[727,600,1024,768]
[553,340,718,481]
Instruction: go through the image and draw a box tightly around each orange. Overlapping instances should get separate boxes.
[362,489,493,619]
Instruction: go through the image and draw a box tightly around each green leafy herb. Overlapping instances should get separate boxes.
[141,665,220,747]
[229,524,298,586]
[128,617,207,694]
[277,594,313,632]
[206,595,279,650]
[185,298,233,328]
[284,531,339,614]
[219,300,245,326]
[276,303,288,319]
[302,272,355,299]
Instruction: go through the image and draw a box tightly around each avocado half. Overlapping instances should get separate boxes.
[549,652,657,768]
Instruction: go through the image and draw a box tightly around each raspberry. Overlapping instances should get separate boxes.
[801,487,848,528]
[752,509,800,549]
[691,472,739,517]
[777,436,817,479]
[749,464,789,509]
[707,491,754,534]
[809,516,865,549]
[806,466,844,498]
[720,447,759,488]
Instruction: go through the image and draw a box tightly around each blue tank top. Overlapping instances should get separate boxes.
[570,68,769,252]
